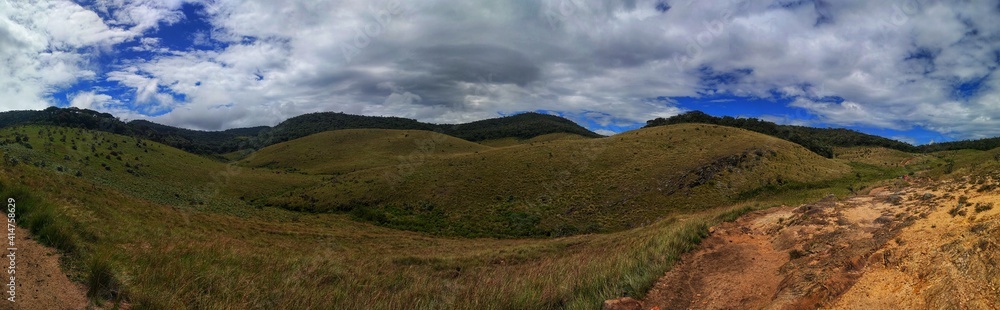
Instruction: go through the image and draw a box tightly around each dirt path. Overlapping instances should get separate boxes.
[607,177,1000,310]
[0,226,88,310]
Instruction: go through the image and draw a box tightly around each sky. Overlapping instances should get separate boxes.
[1,0,999,145]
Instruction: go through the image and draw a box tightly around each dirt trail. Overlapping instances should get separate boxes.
[607,177,1000,310]
[0,226,88,310]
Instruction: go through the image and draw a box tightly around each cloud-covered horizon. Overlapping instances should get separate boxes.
[1,0,998,144]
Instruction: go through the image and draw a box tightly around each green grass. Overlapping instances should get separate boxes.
[240,129,492,175]
[734,162,907,204]
[0,156,763,309]
[922,147,1000,179]
[478,132,591,147]
[0,123,943,309]
[265,124,851,237]
[0,125,322,216]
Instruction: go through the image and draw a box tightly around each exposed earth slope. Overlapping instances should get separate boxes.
[608,176,1000,309]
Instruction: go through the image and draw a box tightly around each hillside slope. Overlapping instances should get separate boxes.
[240,129,492,174]
[478,132,592,147]
[129,120,267,154]
[440,112,602,141]
[266,123,852,237]
[0,123,937,309]
[0,125,321,214]
[0,108,599,156]
[646,111,919,157]
[629,176,1000,309]
[259,111,601,146]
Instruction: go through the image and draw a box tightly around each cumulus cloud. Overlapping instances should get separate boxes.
[1,0,999,140]
[69,91,116,109]
[593,129,617,136]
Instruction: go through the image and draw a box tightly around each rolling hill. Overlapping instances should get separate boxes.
[262,123,852,237]
[0,125,322,214]
[645,111,920,157]
[0,107,600,156]
[128,120,268,155]
[240,129,492,174]
[478,132,592,147]
[0,120,954,309]
[258,111,602,146]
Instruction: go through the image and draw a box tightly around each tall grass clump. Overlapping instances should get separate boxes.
[87,252,122,301]
[0,181,77,253]
[0,180,124,305]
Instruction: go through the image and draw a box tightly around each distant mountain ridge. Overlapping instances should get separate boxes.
[259,111,601,146]
[0,107,600,155]
[5,107,1000,157]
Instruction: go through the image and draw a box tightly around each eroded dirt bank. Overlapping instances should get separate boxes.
[607,177,1000,310]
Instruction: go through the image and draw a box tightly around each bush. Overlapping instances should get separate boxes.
[789,249,806,259]
[975,203,994,213]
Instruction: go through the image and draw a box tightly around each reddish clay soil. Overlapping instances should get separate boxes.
[606,177,1000,310]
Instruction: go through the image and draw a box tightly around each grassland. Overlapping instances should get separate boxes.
[477,133,592,147]
[1,148,760,309]
[241,129,492,175]
[0,123,949,309]
[0,126,322,216]
[265,124,851,237]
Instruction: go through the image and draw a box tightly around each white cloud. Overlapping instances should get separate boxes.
[593,129,616,136]
[0,0,190,112]
[890,135,916,145]
[69,91,115,109]
[2,0,1000,140]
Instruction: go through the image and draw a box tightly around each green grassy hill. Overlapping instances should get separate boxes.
[479,132,592,147]
[264,123,851,237]
[833,146,923,167]
[0,154,757,309]
[258,111,601,147]
[240,129,492,174]
[645,111,919,157]
[0,125,321,215]
[439,112,602,141]
[0,108,600,157]
[921,147,1000,179]
[0,122,927,309]
[128,120,267,155]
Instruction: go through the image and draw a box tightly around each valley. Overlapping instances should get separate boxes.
[0,109,996,309]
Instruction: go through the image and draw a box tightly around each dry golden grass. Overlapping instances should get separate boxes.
[1,158,762,309]
[240,129,491,175]
[478,132,592,147]
[267,124,851,237]
[0,124,911,309]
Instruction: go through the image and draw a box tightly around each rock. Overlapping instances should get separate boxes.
[602,297,642,310]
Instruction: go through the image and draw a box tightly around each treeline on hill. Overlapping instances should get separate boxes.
[442,112,603,141]
[0,107,131,134]
[918,136,1000,152]
[0,107,262,154]
[0,107,600,155]
[129,120,268,154]
[250,111,601,146]
[645,111,920,158]
[257,112,438,146]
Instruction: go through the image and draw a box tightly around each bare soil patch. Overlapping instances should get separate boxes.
[0,226,87,310]
[615,178,1000,309]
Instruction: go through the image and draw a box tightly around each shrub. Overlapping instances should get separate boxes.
[789,249,806,259]
[975,203,994,213]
